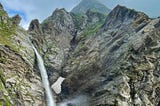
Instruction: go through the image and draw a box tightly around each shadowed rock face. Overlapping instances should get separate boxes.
[59,5,160,106]
[1,1,160,105]
[0,3,3,10]
[28,19,42,34]
[29,4,160,106]
[0,3,9,24]
[28,6,106,80]
[11,14,21,25]
[102,5,150,30]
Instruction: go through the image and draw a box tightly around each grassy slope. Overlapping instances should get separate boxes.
[0,11,19,52]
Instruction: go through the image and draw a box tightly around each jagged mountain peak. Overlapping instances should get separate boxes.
[51,8,69,17]
[28,19,42,34]
[11,14,21,25]
[29,19,40,28]
[47,8,72,23]
[1,1,160,106]
[0,2,3,10]
[0,3,7,16]
[39,7,76,36]
[42,8,71,25]
[71,0,110,14]
[102,5,150,30]
[110,5,147,19]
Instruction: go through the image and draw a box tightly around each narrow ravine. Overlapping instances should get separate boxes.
[32,45,56,106]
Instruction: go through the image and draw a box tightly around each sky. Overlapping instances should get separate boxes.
[0,0,160,29]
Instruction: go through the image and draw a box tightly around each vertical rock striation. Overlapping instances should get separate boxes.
[0,3,44,105]
[1,1,160,105]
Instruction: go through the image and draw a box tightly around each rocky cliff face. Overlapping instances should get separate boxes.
[0,4,44,105]
[28,7,106,83]
[60,5,160,106]
[1,1,160,106]
[28,4,160,106]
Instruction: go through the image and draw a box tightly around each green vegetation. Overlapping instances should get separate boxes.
[0,13,19,52]
[79,44,88,51]
[0,57,6,64]
[80,20,104,39]
[0,11,6,16]
[86,9,106,21]
[74,19,105,56]
[0,70,6,86]
[71,13,86,30]
[0,70,12,106]
[41,17,50,25]
[74,43,88,56]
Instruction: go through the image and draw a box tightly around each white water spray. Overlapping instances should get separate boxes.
[32,45,56,106]
[59,95,89,106]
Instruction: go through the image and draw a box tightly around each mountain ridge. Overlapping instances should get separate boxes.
[1,2,160,106]
[102,5,150,30]
[71,0,110,15]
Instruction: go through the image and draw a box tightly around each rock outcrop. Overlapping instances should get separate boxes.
[0,3,44,105]
[28,4,160,106]
[11,14,21,25]
[1,1,160,106]
[102,5,150,30]
[28,7,106,83]
[60,5,160,106]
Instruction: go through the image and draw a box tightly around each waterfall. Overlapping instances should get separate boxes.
[32,45,56,106]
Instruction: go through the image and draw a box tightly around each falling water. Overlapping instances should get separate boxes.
[32,45,56,106]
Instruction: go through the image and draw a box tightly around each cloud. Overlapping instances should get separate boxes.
[101,0,160,18]
[0,0,159,29]
[0,0,80,29]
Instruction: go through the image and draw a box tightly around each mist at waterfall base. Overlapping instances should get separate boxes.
[59,95,89,106]
[32,45,56,106]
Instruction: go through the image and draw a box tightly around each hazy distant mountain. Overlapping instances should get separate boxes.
[71,0,110,14]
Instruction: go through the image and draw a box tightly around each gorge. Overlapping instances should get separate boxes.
[0,0,160,106]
